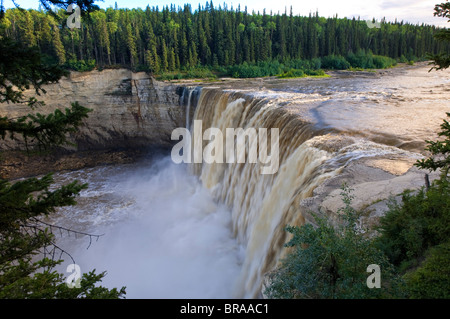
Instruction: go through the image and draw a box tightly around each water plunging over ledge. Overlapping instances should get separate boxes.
[40,65,449,298]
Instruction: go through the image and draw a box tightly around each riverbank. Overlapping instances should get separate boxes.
[0,62,440,181]
[159,61,430,85]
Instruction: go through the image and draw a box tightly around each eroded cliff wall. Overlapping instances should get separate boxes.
[0,69,185,151]
[0,69,187,178]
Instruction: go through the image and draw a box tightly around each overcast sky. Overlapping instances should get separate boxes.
[3,0,448,27]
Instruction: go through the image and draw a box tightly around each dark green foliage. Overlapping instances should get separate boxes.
[1,5,447,77]
[0,257,126,298]
[373,55,397,69]
[415,112,450,177]
[0,171,126,299]
[403,241,450,299]
[321,55,351,70]
[376,180,450,270]
[0,102,91,152]
[156,66,216,80]
[312,52,397,70]
[0,37,68,108]
[285,58,322,71]
[347,50,375,69]
[64,59,97,72]
[227,62,276,78]
[0,2,125,298]
[277,69,305,78]
[0,173,123,298]
[305,69,326,76]
[429,1,450,71]
[265,184,400,299]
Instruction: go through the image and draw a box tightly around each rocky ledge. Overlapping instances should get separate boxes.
[0,69,189,179]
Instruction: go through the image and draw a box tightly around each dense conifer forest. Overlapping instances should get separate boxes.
[1,2,448,78]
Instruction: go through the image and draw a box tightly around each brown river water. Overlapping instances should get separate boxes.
[45,63,449,298]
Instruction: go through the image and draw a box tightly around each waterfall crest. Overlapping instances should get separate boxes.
[182,87,343,297]
[180,85,420,298]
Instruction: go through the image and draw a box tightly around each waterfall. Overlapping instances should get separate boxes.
[179,87,342,298]
[179,86,417,298]
[181,86,201,131]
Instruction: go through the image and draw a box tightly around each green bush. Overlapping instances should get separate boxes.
[155,67,217,80]
[305,69,326,76]
[265,184,400,299]
[185,67,216,79]
[399,55,409,63]
[376,179,450,271]
[64,59,96,72]
[226,60,286,78]
[346,50,375,69]
[403,241,450,298]
[321,55,351,70]
[156,72,182,81]
[284,58,321,71]
[373,55,397,69]
[277,69,305,78]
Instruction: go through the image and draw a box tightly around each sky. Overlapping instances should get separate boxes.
[3,0,449,27]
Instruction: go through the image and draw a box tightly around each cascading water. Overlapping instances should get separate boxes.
[47,67,445,299]
[181,86,202,131]
[182,88,336,297]
[181,86,425,298]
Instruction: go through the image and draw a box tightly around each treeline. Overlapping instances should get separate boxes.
[0,2,448,74]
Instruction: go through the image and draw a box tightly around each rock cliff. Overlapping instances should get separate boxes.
[0,69,186,151]
[0,69,187,179]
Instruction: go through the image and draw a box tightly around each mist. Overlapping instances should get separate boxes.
[53,156,243,298]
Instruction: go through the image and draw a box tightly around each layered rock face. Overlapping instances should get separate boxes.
[0,69,187,179]
[0,69,185,151]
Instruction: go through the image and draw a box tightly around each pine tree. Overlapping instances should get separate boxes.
[1,1,447,74]
[168,47,176,71]
[0,0,125,299]
[161,38,169,72]
[51,21,66,64]
[20,10,37,48]
[429,1,450,70]
[126,23,137,68]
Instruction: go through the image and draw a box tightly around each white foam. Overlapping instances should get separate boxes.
[53,157,243,298]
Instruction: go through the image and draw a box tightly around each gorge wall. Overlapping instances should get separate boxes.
[0,69,188,178]
[1,69,186,151]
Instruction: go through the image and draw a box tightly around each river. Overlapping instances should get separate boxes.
[46,64,449,298]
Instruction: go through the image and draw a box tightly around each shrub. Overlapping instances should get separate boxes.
[265,184,400,299]
[373,55,397,69]
[226,60,286,78]
[321,55,351,70]
[376,180,450,271]
[64,59,96,72]
[346,50,375,69]
[403,241,450,298]
[277,69,305,78]
[185,67,216,79]
[305,69,326,76]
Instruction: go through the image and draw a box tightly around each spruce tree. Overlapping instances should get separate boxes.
[429,1,450,70]
[0,0,125,299]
